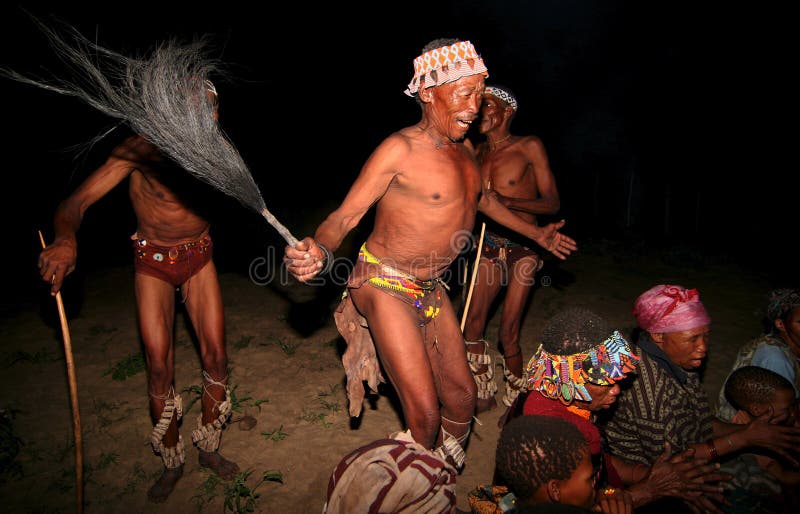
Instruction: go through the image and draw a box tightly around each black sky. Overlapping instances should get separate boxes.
[1,1,794,308]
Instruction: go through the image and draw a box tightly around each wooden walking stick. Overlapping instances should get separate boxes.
[38,230,83,514]
[460,222,486,332]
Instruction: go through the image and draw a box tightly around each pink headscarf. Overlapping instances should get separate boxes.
[633,284,711,333]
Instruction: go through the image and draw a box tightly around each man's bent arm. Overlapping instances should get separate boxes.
[285,136,404,281]
[478,189,546,242]
[504,137,560,215]
[313,138,404,251]
[40,137,140,292]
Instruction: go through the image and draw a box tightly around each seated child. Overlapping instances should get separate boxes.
[719,365,800,513]
[469,415,629,514]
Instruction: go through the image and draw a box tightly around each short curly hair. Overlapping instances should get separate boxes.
[724,365,794,413]
[496,415,589,501]
[540,307,612,355]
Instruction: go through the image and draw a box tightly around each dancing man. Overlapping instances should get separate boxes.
[285,38,576,469]
[9,20,242,502]
[463,84,561,412]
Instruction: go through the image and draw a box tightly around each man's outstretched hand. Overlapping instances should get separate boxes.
[537,220,577,260]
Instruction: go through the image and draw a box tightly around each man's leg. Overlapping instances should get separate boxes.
[182,260,240,480]
[349,285,442,451]
[463,257,504,413]
[428,296,478,469]
[136,273,183,503]
[497,255,539,407]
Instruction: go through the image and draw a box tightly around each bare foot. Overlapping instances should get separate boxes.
[147,464,183,503]
[476,396,497,414]
[199,450,240,480]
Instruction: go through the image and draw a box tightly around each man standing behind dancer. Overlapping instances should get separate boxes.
[463,85,561,413]
[33,47,240,502]
[285,38,576,470]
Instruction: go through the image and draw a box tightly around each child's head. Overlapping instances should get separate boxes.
[496,415,595,509]
[724,365,798,425]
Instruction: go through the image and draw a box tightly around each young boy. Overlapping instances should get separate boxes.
[469,415,629,513]
[720,365,800,513]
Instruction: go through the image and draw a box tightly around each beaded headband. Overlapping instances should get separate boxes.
[526,331,639,404]
[404,40,488,97]
[485,86,518,111]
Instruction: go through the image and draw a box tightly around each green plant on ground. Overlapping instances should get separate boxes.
[95,452,119,470]
[93,399,134,428]
[223,469,283,513]
[260,425,288,443]
[316,384,341,413]
[103,353,146,381]
[118,462,150,497]
[263,335,299,356]
[88,324,117,337]
[192,473,223,512]
[6,348,61,366]
[299,409,332,428]
[232,335,254,350]
[0,408,24,484]
[192,469,283,513]
[229,385,252,413]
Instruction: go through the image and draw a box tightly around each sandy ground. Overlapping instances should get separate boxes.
[0,239,779,513]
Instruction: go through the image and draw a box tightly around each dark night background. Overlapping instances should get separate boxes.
[1,1,794,318]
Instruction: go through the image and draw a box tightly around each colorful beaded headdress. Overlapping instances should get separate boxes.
[404,40,488,97]
[485,85,518,111]
[526,330,639,404]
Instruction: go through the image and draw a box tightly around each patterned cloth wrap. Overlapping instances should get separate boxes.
[405,40,488,96]
[358,243,443,326]
[482,231,541,270]
[323,429,457,514]
[526,331,639,403]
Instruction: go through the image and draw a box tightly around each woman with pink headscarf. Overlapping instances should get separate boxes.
[602,285,800,512]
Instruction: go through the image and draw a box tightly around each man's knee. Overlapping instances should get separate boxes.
[444,378,477,414]
[407,402,441,434]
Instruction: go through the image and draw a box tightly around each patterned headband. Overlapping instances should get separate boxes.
[526,331,639,404]
[404,40,488,97]
[485,86,518,111]
[767,289,800,321]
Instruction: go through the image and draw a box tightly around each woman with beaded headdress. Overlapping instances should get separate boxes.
[509,306,727,512]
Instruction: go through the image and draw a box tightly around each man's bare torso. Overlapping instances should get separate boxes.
[477,137,540,225]
[121,136,210,245]
[365,128,482,280]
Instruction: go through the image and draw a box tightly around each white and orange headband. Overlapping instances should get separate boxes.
[404,40,488,97]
